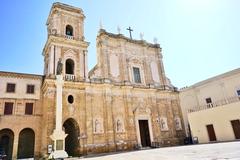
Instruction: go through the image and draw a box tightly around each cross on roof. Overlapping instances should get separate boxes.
[126,26,133,39]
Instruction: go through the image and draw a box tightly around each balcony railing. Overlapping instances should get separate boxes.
[188,96,240,113]
[65,74,75,81]
[65,35,74,40]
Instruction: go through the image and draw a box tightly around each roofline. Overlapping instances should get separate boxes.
[0,71,43,79]
[180,68,240,91]
[46,2,85,25]
[97,29,161,49]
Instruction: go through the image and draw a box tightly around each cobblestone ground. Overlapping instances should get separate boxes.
[67,141,240,160]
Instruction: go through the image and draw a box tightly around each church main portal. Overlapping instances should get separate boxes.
[63,118,80,157]
[139,120,151,147]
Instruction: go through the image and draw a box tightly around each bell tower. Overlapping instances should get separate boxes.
[43,2,89,81]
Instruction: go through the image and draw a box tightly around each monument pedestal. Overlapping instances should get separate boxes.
[49,130,68,159]
[49,75,68,159]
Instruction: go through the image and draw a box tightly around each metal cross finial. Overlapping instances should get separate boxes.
[127,26,133,39]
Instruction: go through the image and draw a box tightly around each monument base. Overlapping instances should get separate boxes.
[49,129,68,159]
[49,150,68,159]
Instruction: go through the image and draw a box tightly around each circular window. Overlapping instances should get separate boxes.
[68,95,74,104]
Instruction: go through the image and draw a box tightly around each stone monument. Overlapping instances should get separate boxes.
[49,59,68,159]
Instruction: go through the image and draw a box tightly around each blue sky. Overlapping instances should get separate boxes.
[0,0,239,88]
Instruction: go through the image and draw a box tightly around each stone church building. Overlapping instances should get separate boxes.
[0,2,185,159]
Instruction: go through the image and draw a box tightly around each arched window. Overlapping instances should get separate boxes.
[65,25,73,36]
[65,59,74,74]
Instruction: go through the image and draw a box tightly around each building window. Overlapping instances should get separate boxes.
[67,95,74,104]
[205,97,213,108]
[6,83,16,93]
[26,85,35,94]
[65,59,74,74]
[4,102,13,115]
[25,103,33,115]
[65,25,73,36]
[133,67,141,83]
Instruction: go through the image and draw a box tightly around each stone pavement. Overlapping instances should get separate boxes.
[67,141,240,160]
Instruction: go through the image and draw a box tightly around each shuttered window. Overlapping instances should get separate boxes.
[27,85,35,94]
[6,83,16,93]
[25,103,33,115]
[133,67,141,83]
[4,102,13,115]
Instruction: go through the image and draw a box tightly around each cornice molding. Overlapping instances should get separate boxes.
[0,71,43,80]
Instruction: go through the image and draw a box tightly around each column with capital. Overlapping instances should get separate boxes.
[49,59,68,159]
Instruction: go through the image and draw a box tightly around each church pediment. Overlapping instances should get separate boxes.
[133,105,151,115]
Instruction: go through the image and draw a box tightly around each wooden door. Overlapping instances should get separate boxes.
[231,120,240,139]
[0,129,14,160]
[17,128,35,159]
[139,120,151,147]
[206,124,217,141]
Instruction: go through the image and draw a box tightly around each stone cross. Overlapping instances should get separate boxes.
[117,26,121,34]
[99,20,103,29]
[153,37,158,44]
[140,32,144,40]
[126,26,133,39]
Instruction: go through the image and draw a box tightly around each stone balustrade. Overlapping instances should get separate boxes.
[65,35,74,40]
[188,96,240,113]
[65,74,75,81]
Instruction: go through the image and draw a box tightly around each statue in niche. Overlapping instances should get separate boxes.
[94,119,101,133]
[175,117,182,130]
[56,58,63,75]
[116,119,123,132]
[160,117,168,131]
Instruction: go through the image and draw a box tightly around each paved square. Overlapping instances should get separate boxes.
[74,142,240,160]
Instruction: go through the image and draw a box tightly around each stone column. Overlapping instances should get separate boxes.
[79,50,84,78]
[49,45,54,75]
[12,131,19,159]
[49,75,68,159]
[84,50,89,80]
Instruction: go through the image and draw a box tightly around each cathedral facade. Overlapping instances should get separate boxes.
[0,3,185,159]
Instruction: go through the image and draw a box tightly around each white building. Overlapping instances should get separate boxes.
[180,68,240,143]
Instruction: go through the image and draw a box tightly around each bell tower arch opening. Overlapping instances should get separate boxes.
[66,25,73,36]
[65,59,75,75]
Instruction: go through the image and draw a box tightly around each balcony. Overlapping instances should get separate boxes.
[188,96,240,113]
[65,74,75,81]
[65,35,74,40]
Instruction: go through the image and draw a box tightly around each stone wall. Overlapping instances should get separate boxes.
[0,73,43,159]
[41,79,185,156]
